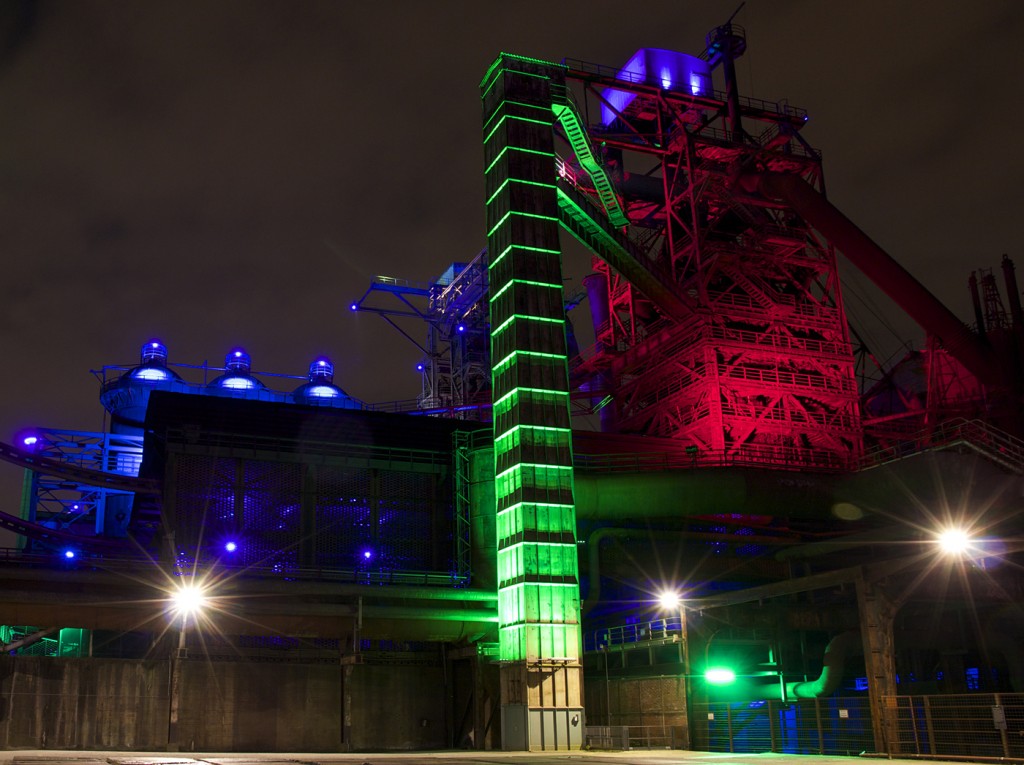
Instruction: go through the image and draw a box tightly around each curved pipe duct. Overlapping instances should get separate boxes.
[987,605,1024,693]
[582,527,643,615]
[786,629,862,699]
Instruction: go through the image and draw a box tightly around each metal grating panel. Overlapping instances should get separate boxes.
[315,465,374,568]
[377,470,437,571]
[314,466,451,574]
[239,459,302,572]
[172,451,456,578]
[174,455,235,570]
[173,456,302,571]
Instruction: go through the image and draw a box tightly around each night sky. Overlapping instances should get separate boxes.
[1,1,1022,506]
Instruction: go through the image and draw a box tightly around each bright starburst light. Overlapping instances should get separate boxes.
[936,527,976,556]
[171,585,207,616]
[657,590,682,610]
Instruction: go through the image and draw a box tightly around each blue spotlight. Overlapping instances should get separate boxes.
[22,435,38,447]
[350,303,359,312]
[416,363,425,372]
[63,550,75,560]
[224,541,237,553]
[457,324,466,333]
[362,549,373,561]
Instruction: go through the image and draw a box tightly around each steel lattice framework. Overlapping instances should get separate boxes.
[562,38,862,470]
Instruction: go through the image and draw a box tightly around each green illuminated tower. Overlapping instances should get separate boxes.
[481,54,583,750]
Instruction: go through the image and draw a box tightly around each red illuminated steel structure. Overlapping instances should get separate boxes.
[565,30,862,470]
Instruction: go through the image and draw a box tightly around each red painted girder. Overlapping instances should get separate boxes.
[754,172,1003,388]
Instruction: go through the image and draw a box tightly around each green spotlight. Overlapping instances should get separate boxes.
[705,667,737,685]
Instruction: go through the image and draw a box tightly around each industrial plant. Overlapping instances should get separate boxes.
[1,24,1022,756]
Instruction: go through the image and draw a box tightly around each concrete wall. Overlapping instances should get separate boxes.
[345,663,447,751]
[0,656,451,752]
[0,656,169,750]
[179,660,341,752]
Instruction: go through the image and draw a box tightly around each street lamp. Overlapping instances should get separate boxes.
[167,582,207,752]
[657,589,682,611]
[169,583,208,659]
[657,587,694,750]
[936,526,973,556]
[171,584,207,619]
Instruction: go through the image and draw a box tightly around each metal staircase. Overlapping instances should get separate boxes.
[550,84,629,228]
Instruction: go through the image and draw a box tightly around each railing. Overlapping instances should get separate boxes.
[575,444,848,474]
[862,417,1024,474]
[586,724,684,750]
[365,396,492,417]
[371,274,432,291]
[0,547,473,587]
[555,152,581,189]
[887,693,1024,759]
[584,616,684,652]
[0,438,160,494]
[691,697,874,755]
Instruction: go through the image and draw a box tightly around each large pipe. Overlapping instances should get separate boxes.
[575,468,837,520]
[785,630,861,699]
[754,173,1004,388]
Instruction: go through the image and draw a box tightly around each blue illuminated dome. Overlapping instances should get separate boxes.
[292,356,361,408]
[100,339,189,433]
[208,348,267,394]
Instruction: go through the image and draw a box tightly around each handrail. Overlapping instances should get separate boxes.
[550,84,629,228]
[861,417,1024,474]
[0,547,475,588]
[575,444,847,474]
[584,615,684,652]
[372,274,432,291]
[0,439,160,494]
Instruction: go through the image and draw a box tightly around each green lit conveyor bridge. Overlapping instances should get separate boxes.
[549,86,692,322]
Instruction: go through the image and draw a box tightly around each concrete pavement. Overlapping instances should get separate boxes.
[0,751,973,765]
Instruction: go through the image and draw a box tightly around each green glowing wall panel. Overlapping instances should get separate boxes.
[483,54,581,665]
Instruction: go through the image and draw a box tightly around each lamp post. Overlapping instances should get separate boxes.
[658,589,692,749]
[167,584,206,752]
[657,590,691,674]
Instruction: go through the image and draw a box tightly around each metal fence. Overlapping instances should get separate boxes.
[690,697,875,755]
[888,693,1024,759]
[585,724,686,750]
